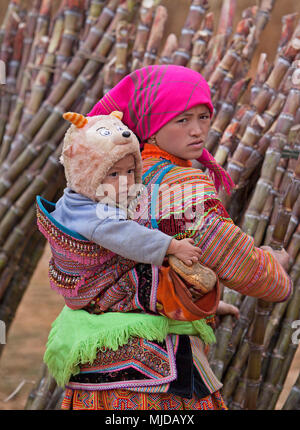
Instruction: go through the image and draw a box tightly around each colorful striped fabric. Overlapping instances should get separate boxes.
[141,146,292,303]
[61,387,227,410]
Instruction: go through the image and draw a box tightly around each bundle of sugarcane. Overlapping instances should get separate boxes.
[0,0,300,410]
[0,0,146,358]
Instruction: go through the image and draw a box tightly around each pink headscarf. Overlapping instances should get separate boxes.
[88,65,235,194]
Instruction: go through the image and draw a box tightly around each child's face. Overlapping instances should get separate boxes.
[101,154,136,205]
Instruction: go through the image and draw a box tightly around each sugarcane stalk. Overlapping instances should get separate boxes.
[208,288,241,380]
[0,10,21,148]
[7,21,26,115]
[113,20,131,85]
[0,2,20,65]
[213,121,239,166]
[244,299,273,409]
[281,369,300,410]
[277,13,298,58]
[82,0,107,42]
[202,0,236,80]
[16,0,52,120]
[208,18,252,94]
[189,12,213,73]
[172,0,208,67]
[245,0,277,61]
[0,0,22,46]
[214,103,253,166]
[250,53,270,103]
[205,77,251,154]
[229,366,248,409]
[15,0,41,92]
[221,342,248,403]
[45,386,65,410]
[158,33,178,66]
[130,0,157,71]
[142,5,168,67]
[53,0,86,85]
[0,21,25,162]
[268,154,300,250]
[222,295,256,371]
[217,297,256,403]
[18,8,65,130]
[26,364,58,410]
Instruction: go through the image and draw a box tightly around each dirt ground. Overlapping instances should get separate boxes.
[0,245,65,410]
[0,242,299,410]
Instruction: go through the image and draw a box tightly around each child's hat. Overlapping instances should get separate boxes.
[61,111,143,202]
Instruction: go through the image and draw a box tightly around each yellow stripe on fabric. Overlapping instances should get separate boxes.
[106,93,121,111]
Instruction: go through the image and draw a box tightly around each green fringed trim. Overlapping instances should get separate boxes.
[169,319,216,346]
[44,306,216,387]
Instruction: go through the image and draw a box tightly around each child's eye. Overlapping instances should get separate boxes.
[128,169,135,174]
[200,114,210,120]
[97,127,112,136]
[177,118,188,123]
[109,172,118,177]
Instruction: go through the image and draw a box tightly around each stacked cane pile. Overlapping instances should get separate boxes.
[0,0,299,410]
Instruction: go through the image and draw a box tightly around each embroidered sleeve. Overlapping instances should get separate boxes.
[192,212,292,303]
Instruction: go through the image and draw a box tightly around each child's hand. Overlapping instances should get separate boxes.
[216,300,240,319]
[166,238,202,266]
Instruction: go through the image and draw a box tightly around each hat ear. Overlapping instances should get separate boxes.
[110,111,123,121]
[63,112,88,128]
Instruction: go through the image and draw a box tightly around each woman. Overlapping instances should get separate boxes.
[59,65,292,410]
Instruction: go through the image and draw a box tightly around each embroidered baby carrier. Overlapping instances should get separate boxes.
[36,196,139,311]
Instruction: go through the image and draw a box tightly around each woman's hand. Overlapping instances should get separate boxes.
[166,238,202,266]
[216,301,240,319]
[260,246,290,271]
[215,300,240,328]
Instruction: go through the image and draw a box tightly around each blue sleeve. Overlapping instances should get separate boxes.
[52,191,172,266]
[91,213,172,266]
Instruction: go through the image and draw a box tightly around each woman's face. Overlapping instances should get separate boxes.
[154,104,211,160]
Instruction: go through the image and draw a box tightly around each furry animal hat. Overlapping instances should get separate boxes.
[61,111,142,202]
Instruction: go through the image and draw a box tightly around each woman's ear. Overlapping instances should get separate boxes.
[148,135,157,145]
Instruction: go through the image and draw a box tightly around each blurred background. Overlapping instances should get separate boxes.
[0,0,299,410]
